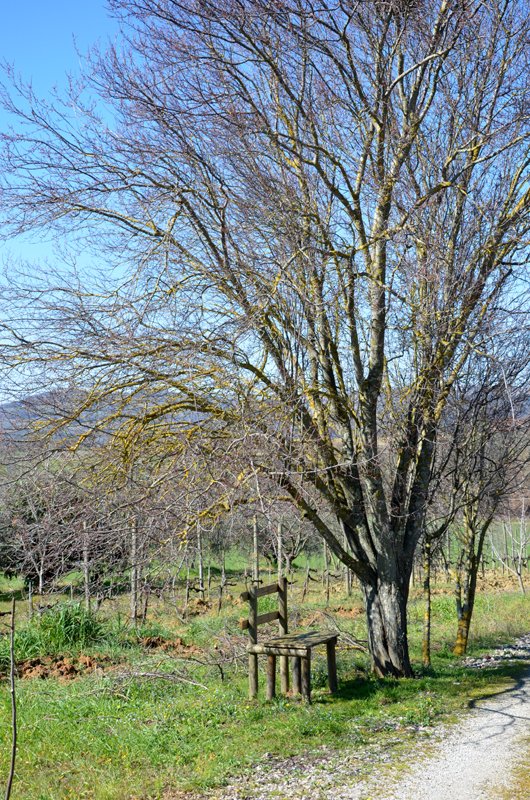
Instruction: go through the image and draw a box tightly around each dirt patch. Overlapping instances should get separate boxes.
[299,606,363,628]
[139,635,202,656]
[15,653,114,681]
[187,598,213,615]
[330,605,364,619]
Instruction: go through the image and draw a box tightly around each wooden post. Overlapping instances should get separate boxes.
[27,581,33,620]
[277,522,283,581]
[301,652,311,703]
[248,586,258,699]
[253,515,260,586]
[278,576,289,694]
[292,656,302,695]
[326,640,338,694]
[323,542,330,606]
[197,522,205,602]
[82,520,91,611]
[266,654,276,700]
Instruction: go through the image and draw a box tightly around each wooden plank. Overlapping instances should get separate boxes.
[326,640,338,694]
[240,582,279,602]
[292,656,301,695]
[256,610,280,626]
[249,644,308,657]
[301,652,311,703]
[240,610,281,629]
[266,654,276,700]
[254,631,337,648]
[278,576,289,694]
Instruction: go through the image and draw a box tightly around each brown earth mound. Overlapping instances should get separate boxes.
[330,605,364,619]
[138,636,201,656]
[16,653,114,681]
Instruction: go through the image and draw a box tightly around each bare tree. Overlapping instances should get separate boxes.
[2,1,530,675]
[426,343,529,656]
[492,498,530,595]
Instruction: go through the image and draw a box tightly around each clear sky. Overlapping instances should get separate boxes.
[0,1,118,266]
[0,1,116,98]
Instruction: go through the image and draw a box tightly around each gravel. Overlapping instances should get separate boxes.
[167,635,530,800]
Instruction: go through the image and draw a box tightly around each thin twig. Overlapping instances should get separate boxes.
[5,597,17,800]
[112,670,208,690]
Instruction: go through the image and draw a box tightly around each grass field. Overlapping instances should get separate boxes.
[0,569,529,800]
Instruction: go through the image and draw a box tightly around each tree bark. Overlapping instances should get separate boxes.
[130,518,140,626]
[422,536,432,668]
[82,521,90,612]
[362,577,413,678]
[453,524,483,656]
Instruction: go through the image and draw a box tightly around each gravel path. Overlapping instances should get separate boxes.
[358,664,530,799]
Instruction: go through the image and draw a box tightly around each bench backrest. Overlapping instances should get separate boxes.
[240,576,288,644]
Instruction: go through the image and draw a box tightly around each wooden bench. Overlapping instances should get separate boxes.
[240,577,338,703]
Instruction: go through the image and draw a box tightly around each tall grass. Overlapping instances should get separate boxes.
[0,603,105,670]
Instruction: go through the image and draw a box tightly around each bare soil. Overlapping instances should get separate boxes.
[16,653,115,680]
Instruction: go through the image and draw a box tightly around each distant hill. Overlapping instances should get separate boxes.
[0,388,202,445]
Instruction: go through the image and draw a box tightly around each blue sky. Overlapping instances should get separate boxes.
[0,1,116,98]
[0,1,118,266]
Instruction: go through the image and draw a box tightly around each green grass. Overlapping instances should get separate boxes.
[0,604,109,671]
[0,577,528,799]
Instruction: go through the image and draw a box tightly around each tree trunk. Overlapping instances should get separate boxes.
[197,523,205,602]
[82,521,91,612]
[362,578,413,678]
[453,523,482,656]
[422,536,432,668]
[252,515,259,586]
[130,518,139,626]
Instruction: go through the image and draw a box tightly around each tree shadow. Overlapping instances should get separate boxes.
[468,662,530,711]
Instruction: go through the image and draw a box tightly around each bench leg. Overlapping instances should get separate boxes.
[326,640,338,694]
[266,654,276,700]
[291,656,301,695]
[249,653,258,699]
[301,652,311,704]
[280,655,289,695]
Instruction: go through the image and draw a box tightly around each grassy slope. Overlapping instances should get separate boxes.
[0,576,528,800]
